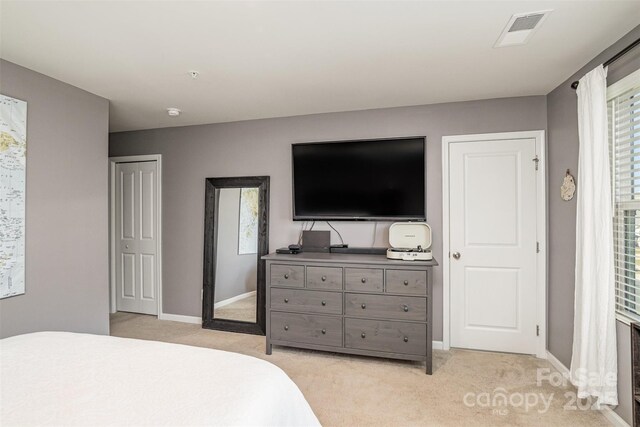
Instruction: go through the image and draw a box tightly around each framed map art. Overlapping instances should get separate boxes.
[0,94,27,299]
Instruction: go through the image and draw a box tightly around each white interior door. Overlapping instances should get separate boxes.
[115,161,158,315]
[449,136,539,354]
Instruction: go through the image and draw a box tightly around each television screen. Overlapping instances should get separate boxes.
[292,137,425,221]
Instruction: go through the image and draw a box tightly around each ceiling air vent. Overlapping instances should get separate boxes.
[494,10,552,48]
[508,14,545,32]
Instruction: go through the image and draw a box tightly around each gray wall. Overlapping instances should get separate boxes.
[546,25,640,424]
[215,188,257,303]
[0,60,110,338]
[110,95,547,340]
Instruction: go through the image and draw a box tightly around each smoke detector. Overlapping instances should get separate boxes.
[494,10,552,48]
[166,107,181,117]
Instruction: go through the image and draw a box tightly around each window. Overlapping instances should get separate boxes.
[609,69,640,322]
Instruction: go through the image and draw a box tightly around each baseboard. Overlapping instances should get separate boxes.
[601,406,630,427]
[546,351,629,427]
[432,341,444,350]
[214,291,257,309]
[158,313,201,324]
[158,291,255,324]
[546,350,570,376]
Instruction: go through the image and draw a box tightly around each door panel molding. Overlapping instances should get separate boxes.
[110,155,163,318]
[442,131,546,358]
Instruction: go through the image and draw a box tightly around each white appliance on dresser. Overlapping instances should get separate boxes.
[386,222,433,261]
[263,252,438,374]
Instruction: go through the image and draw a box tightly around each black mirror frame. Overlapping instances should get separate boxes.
[202,176,269,335]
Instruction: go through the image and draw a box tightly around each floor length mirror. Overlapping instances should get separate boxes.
[202,176,269,335]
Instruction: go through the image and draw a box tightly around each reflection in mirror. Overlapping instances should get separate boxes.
[213,187,259,323]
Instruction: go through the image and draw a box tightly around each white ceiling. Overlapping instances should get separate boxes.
[1,1,639,132]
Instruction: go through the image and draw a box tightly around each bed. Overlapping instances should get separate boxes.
[0,332,320,426]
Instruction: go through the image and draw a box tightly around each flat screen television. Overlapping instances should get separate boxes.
[292,137,425,221]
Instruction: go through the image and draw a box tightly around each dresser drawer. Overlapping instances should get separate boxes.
[270,264,304,287]
[307,266,342,290]
[385,270,427,295]
[271,312,342,347]
[270,288,342,314]
[344,293,427,321]
[345,268,383,292]
[345,318,427,356]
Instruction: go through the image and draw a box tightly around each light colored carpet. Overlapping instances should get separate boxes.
[214,294,256,322]
[110,313,609,427]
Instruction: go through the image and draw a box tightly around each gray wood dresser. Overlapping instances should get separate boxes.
[263,252,438,374]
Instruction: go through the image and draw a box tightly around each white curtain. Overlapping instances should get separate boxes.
[571,65,618,407]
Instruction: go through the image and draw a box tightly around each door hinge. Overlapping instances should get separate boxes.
[533,155,539,171]
[536,242,540,253]
[536,325,540,336]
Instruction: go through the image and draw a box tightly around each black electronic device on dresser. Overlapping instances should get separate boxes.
[292,136,426,222]
[262,252,438,374]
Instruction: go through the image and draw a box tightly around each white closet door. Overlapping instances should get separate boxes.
[115,161,158,315]
[449,137,538,354]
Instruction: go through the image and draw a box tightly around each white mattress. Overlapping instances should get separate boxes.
[0,332,320,426]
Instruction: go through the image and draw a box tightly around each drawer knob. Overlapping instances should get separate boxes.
[361,303,366,309]
[284,298,289,303]
[321,329,326,335]
[404,336,409,343]
[361,277,367,283]
[321,276,327,282]
[284,325,289,331]
[361,332,366,339]
[284,273,289,279]
[321,301,326,306]
[403,305,409,312]
[404,280,409,286]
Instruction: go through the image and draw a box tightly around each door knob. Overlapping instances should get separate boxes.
[452,252,461,260]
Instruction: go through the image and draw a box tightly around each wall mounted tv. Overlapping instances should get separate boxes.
[292,136,426,221]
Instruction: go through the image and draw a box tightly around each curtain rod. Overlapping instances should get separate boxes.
[571,36,640,90]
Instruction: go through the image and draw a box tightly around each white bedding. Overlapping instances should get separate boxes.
[0,332,320,426]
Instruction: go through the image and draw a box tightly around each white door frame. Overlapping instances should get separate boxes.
[109,154,163,316]
[442,130,547,358]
